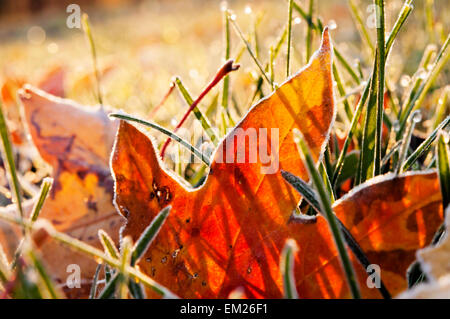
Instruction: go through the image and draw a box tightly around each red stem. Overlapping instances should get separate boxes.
[149,81,176,118]
[160,60,239,158]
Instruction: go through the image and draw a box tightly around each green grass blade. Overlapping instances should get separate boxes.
[425,0,435,42]
[411,35,450,111]
[396,111,422,174]
[334,47,360,84]
[333,63,354,122]
[286,0,294,77]
[398,44,439,133]
[128,280,146,299]
[385,0,413,56]
[281,169,391,298]
[89,263,102,299]
[433,87,449,130]
[98,273,120,299]
[381,140,401,168]
[319,162,335,203]
[174,77,219,145]
[400,35,450,127]
[229,12,273,88]
[104,264,112,283]
[293,129,361,298]
[374,0,386,177]
[110,113,210,166]
[334,151,360,187]
[30,177,53,222]
[402,116,450,171]
[221,10,233,129]
[98,229,119,260]
[348,0,374,53]
[0,100,23,220]
[82,14,103,106]
[436,133,450,209]
[131,206,171,266]
[28,250,61,299]
[280,239,299,299]
[281,170,321,212]
[292,1,312,25]
[359,57,379,183]
[305,0,314,62]
[119,236,132,298]
[332,80,370,186]
[333,0,412,186]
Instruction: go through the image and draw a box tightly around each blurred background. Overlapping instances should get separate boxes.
[0,0,448,149]
[0,0,448,109]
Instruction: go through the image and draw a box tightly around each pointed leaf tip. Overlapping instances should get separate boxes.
[320,26,331,52]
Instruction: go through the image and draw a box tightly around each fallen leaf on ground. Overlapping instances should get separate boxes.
[333,171,443,298]
[0,85,124,297]
[112,28,444,298]
[0,66,65,145]
[398,206,450,298]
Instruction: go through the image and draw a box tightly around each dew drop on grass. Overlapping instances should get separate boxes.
[220,1,228,12]
[400,75,411,87]
[328,20,337,30]
[393,121,401,132]
[411,110,422,124]
[294,17,301,25]
[417,69,428,80]
[442,131,450,144]
[230,13,237,21]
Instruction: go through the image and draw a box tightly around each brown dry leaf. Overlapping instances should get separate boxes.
[0,85,124,297]
[333,171,443,298]
[0,66,65,145]
[398,206,450,298]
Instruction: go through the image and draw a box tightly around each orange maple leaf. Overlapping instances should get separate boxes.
[111,29,443,299]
